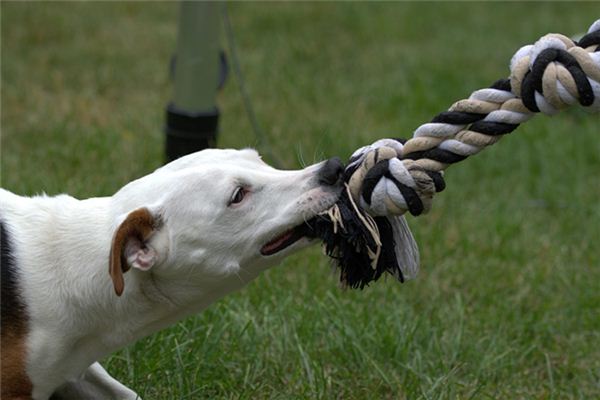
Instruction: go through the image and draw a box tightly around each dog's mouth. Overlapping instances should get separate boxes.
[260,224,312,256]
[260,190,341,257]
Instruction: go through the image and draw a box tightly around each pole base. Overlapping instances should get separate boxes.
[165,103,219,162]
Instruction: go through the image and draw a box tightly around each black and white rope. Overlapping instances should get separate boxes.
[312,20,600,288]
[347,19,599,218]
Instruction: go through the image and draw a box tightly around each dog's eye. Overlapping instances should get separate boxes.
[229,187,246,206]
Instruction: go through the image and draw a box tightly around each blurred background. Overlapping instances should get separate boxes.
[1,3,599,399]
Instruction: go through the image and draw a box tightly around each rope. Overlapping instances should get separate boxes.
[348,19,599,218]
[310,20,600,288]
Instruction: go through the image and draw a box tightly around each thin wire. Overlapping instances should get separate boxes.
[221,4,284,168]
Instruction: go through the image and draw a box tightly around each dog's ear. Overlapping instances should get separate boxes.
[109,207,161,296]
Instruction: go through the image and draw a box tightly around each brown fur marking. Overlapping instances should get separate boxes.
[1,220,33,398]
[1,328,33,399]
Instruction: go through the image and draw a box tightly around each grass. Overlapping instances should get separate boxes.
[2,2,599,399]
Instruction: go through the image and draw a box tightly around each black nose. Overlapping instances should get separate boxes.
[318,157,344,186]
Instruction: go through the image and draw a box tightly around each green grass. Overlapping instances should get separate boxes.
[2,2,599,399]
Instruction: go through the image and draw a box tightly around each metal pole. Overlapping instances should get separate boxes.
[165,2,222,162]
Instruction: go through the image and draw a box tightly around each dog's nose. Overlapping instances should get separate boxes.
[318,157,344,186]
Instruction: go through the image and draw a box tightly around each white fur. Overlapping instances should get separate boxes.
[0,148,341,399]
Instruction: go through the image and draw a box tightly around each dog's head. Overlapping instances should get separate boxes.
[108,149,343,296]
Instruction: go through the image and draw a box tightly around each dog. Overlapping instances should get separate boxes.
[1,148,344,399]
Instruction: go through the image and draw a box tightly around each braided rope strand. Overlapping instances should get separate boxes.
[310,20,599,288]
[349,20,600,218]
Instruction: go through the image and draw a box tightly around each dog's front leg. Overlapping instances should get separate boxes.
[50,362,140,400]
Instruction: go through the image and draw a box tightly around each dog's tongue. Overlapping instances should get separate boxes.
[260,230,294,255]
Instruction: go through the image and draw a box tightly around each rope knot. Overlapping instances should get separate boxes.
[510,20,600,114]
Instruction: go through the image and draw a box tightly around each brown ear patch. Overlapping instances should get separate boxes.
[109,208,157,296]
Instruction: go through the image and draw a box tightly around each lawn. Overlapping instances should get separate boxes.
[2,2,599,399]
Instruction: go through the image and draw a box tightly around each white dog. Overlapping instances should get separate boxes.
[0,148,344,399]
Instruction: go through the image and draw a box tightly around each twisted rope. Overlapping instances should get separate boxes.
[310,20,600,288]
[349,19,599,218]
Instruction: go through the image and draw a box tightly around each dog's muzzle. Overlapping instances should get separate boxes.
[260,158,344,256]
